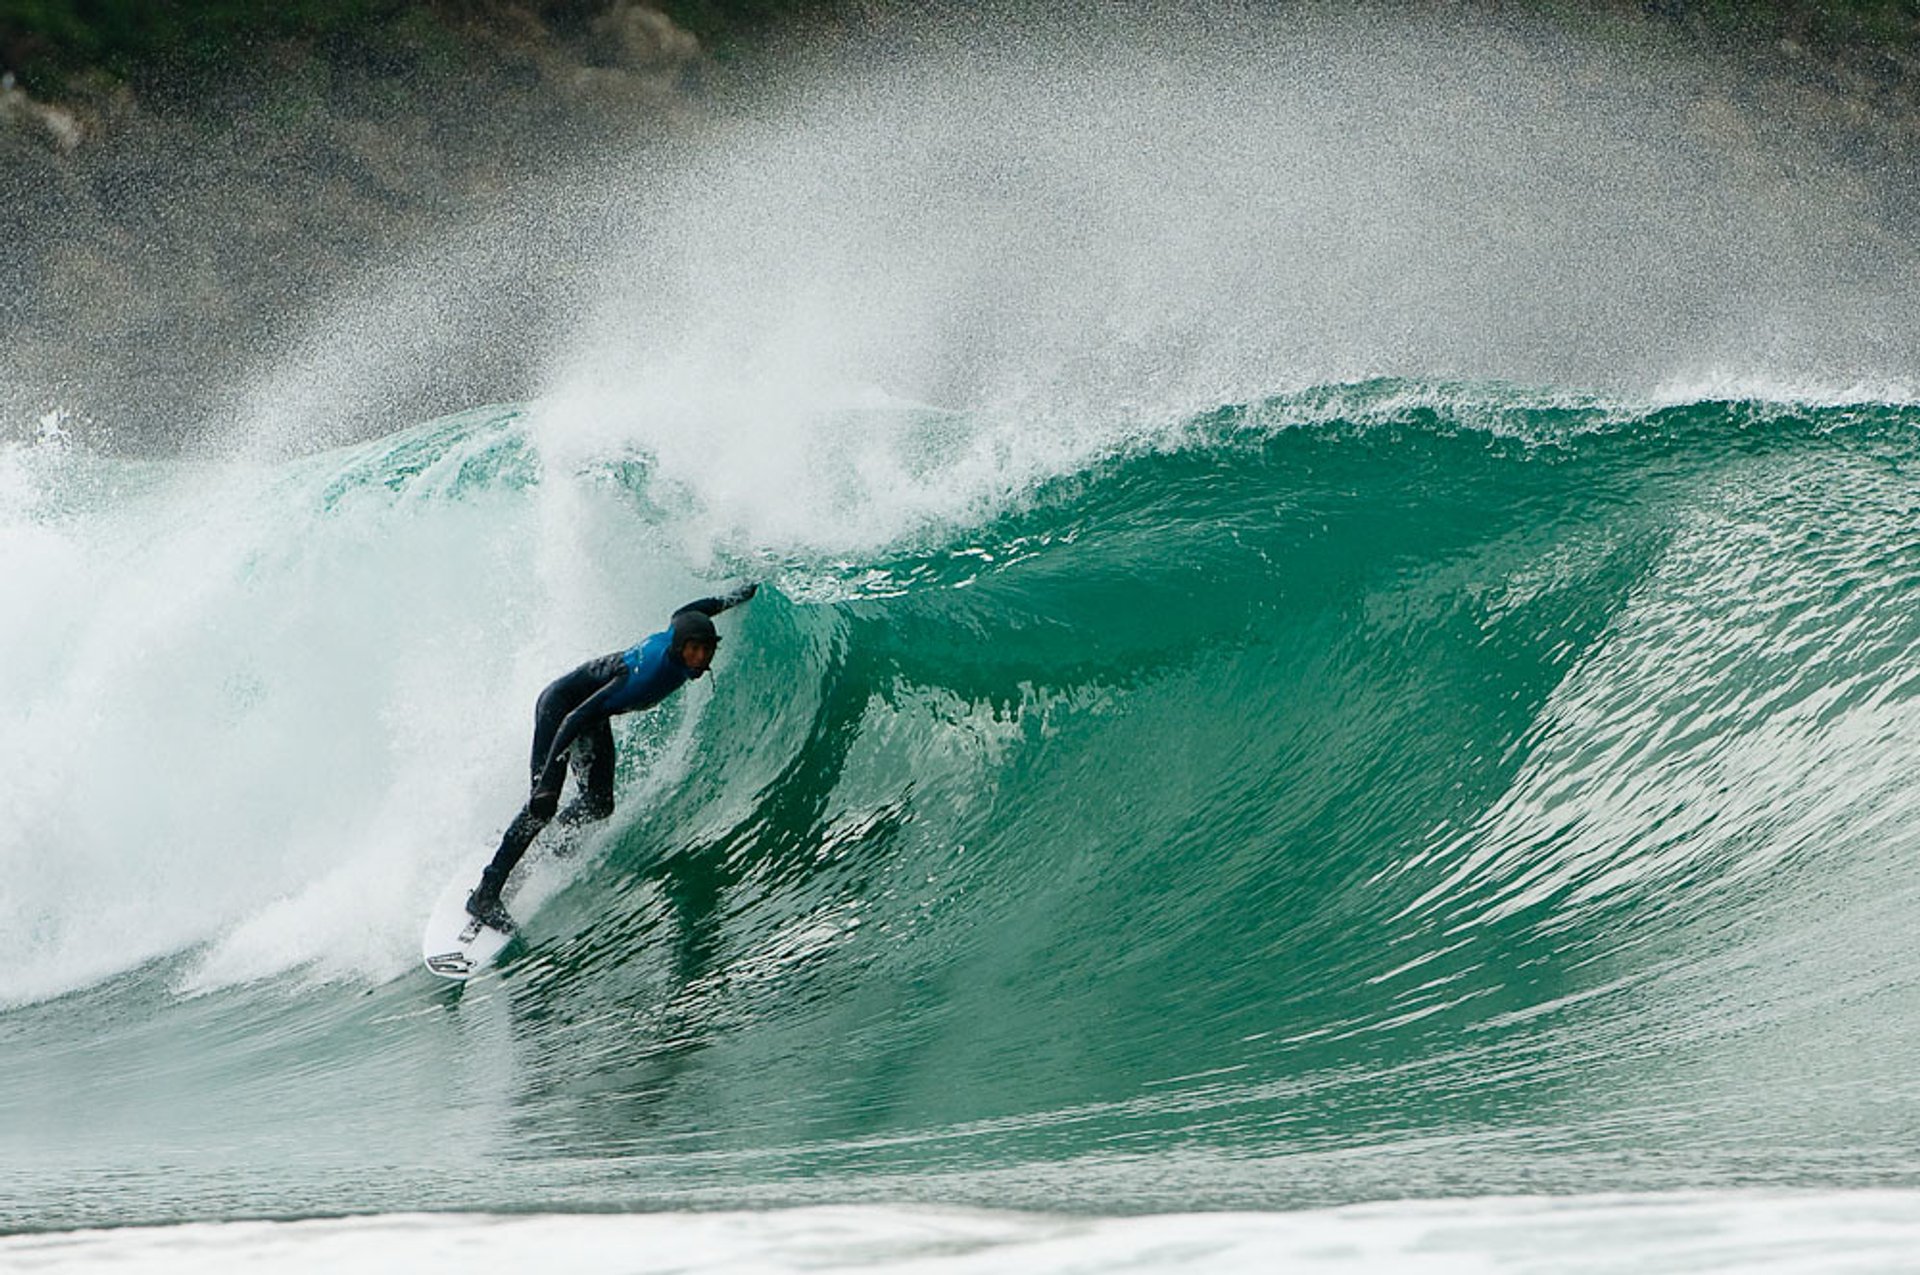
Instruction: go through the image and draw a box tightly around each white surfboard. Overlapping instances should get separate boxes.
[421,870,515,980]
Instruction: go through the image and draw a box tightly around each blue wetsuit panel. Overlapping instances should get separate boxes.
[601,629,691,714]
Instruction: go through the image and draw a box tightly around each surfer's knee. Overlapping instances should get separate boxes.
[529,787,561,821]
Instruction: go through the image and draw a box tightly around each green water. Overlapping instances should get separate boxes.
[4,383,1920,1230]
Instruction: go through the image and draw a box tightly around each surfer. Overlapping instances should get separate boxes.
[465,583,759,930]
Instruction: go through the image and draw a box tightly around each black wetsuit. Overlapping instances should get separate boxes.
[471,586,754,916]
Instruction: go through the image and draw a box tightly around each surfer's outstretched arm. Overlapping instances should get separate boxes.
[674,582,758,619]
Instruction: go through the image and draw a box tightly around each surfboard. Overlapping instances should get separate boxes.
[421,870,515,980]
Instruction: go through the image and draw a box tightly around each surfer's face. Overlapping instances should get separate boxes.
[681,639,717,673]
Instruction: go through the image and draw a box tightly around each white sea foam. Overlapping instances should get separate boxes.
[0,413,723,1005]
[8,1193,1920,1274]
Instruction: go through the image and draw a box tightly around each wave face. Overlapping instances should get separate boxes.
[6,384,1920,1229]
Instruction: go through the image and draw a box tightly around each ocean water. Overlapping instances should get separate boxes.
[6,16,1920,1272]
[6,387,1920,1268]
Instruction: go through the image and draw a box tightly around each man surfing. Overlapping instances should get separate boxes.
[464,582,758,931]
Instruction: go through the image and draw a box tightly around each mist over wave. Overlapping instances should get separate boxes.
[208,11,1917,466]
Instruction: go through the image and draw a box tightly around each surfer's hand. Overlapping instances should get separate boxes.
[730,581,759,605]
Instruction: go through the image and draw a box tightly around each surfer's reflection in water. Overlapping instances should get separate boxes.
[465,582,759,930]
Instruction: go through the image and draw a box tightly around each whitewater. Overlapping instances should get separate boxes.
[5,14,1920,1272]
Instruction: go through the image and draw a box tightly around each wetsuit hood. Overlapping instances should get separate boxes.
[669,610,720,676]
